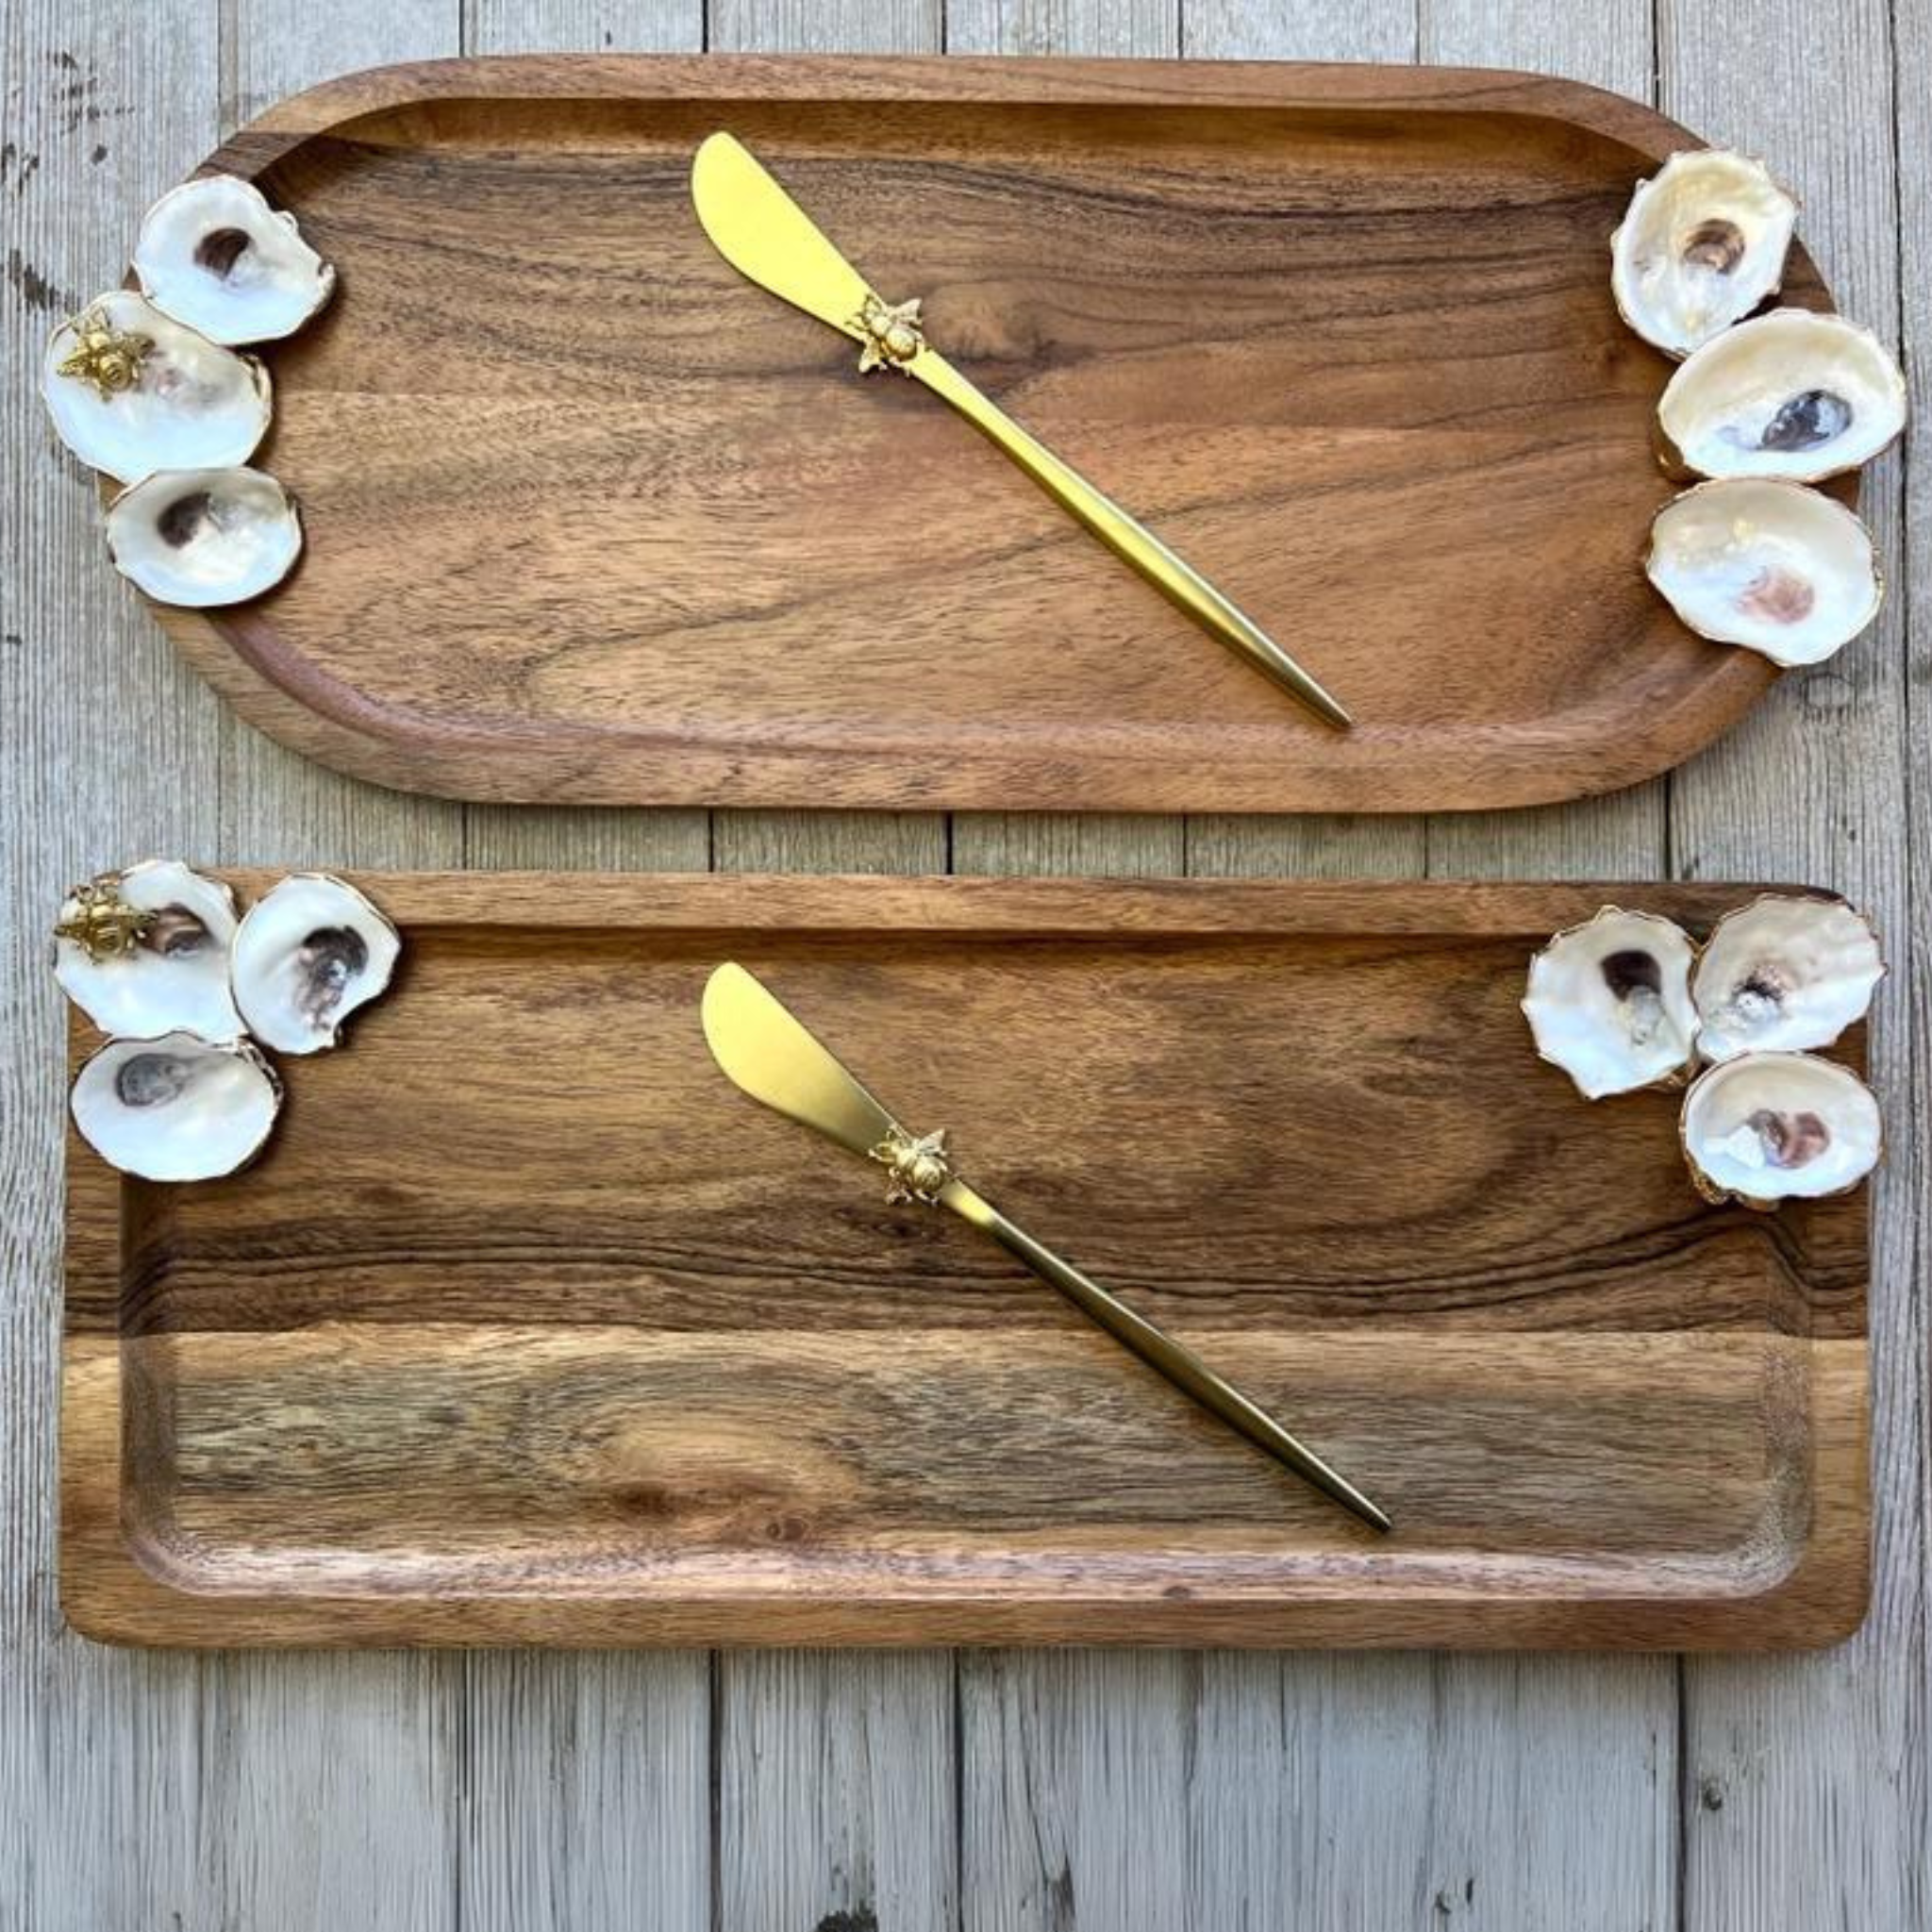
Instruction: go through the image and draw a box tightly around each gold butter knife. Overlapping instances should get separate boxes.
[690,132,1352,731]
[700,961,1391,1532]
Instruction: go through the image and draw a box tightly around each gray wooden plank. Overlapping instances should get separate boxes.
[1660,2,1928,1924]
[718,1651,958,1932]
[947,0,1174,57]
[1895,0,1932,1914]
[712,808,946,874]
[190,1657,454,1925]
[453,10,715,1932]
[185,7,470,1929]
[5,9,1922,1932]
[1411,10,1679,1927]
[462,805,710,871]
[1180,0,1412,58]
[709,0,942,48]
[2,4,221,1927]
[455,1653,711,1932]
[702,7,959,1930]
[959,1653,1195,1932]
[951,813,1182,875]
[470,0,699,48]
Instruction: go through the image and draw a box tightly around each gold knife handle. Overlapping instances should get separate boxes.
[908,350,1351,731]
[941,1178,1390,1533]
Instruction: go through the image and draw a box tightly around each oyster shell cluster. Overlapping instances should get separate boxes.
[40,175,333,609]
[57,863,398,1182]
[1611,151,1905,671]
[1523,897,1883,1208]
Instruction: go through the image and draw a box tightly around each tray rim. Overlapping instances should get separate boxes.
[60,871,1871,1650]
[134,52,1827,814]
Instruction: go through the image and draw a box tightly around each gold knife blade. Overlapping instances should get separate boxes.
[688,133,1353,732]
[699,961,1391,1533]
[701,959,900,1160]
[691,130,879,349]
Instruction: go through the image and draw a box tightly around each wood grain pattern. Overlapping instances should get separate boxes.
[700,16,958,1932]
[1660,0,1929,1923]
[965,8,1686,1928]
[4,5,227,1928]
[7,4,1924,1926]
[461,0,715,1920]
[1410,3,1684,1922]
[199,9,468,1931]
[60,873,1868,1649]
[121,54,1840,815]
[949,15,1441,1932]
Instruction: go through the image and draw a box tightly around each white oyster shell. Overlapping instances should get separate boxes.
[54,859,243,1042]
[1611,149,1798,358]
[41,291,272,486]
[134,174,336,346]
[1692,894,1883,1061]
[1523,908,1699,1099]
[230,873,400,1055]
[1646,478,1880,667]
[1680,1050,1879,1207]
[106,465,302,608]
[1657,308,1906,483]
[70,1029,281,1181]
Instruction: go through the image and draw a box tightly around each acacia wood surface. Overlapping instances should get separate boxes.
[59,873,1870,1649]
[129,54,1839,815]
[5,0,1924,1926]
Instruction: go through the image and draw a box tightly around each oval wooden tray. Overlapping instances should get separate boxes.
[155,56,1843,812]
[63,874,1868,1649]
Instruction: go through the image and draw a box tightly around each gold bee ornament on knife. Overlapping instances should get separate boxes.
[700,961,1391,1533]
[689,132,1352,732]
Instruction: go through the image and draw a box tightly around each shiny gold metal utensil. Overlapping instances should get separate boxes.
[689,132,1353,732]
[700,961,1391,1532]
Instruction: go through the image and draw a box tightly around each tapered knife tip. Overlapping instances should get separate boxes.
[690,130,745,198]
[1307,685,1354,731]
[700,959,747,1041]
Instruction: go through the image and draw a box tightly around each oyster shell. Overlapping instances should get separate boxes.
[42,291,271,486]
[70,1029,281,1181]
[1657,308,1906,483]
[106,465,303,608]
[54,859,243,1043]
[1680,1050,1879,1207]
[1523,907,1699,1098]
[230,873,401,1055]
[1611,149,1798,357]
[1692,894,1883,1061]
[1646,478,1881,667]
[133,174,336,345]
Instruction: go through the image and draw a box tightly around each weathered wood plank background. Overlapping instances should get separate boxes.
[1,0,1922,1926]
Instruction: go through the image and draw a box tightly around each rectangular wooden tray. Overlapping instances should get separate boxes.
[62,874,1869,1648]
[156,56,1836,814]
